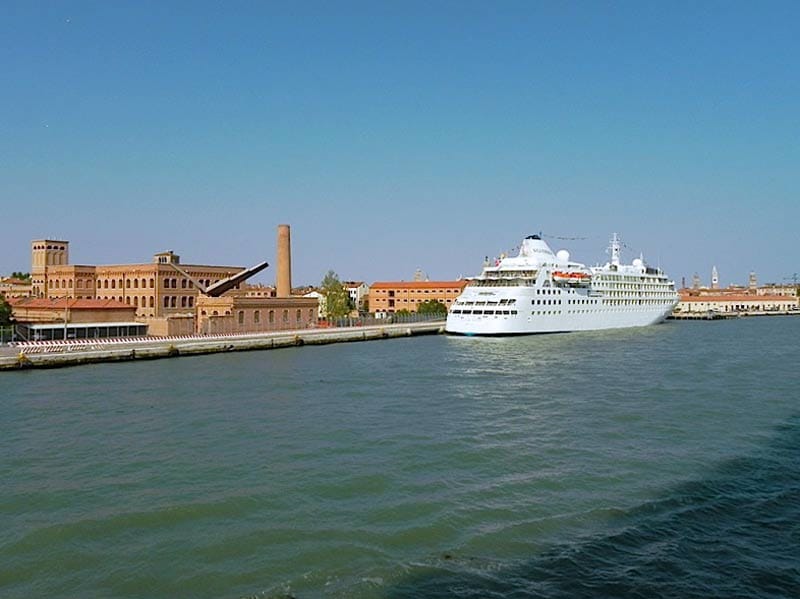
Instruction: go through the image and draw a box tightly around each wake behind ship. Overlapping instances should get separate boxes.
[445,233,678,336]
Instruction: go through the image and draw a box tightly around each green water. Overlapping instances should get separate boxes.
[2,317,799,598]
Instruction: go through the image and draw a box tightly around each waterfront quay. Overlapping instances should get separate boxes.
[0,320,444,371]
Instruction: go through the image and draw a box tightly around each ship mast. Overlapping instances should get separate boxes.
[609,233,621,267]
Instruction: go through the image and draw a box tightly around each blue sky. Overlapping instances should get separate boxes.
[2,1,798,287]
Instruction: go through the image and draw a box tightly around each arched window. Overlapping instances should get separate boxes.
[181,296,187,307]
[126,297,131,305]
[269,310,275,323]
[296,309,301,322]
[170,296,177,308]
[309,309,314,320]
[171,278,177,288]
[104,280,109,289]
[181,279,187,289]
[164,278,171,288]
[282,310,289,323]
[149,296,154,308]
[164,296,170,307]
[212,310,219,316]
[238,311,244,324]
[188,296,194,307]
[68,280,73,288]
[118,279,123,289]
[111,280,116,289]
[149,278,154,288]
[125,279,131,288]
[133,296,138,307]
[133,279,138,288]
[254,310,260,323]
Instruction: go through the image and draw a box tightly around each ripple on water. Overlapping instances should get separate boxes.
[2,318,800,598]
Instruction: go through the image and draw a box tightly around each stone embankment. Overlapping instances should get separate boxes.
[0,321,445,371]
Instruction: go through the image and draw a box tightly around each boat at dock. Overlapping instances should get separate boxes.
[445,233,678,335]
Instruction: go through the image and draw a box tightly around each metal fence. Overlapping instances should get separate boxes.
[321,312,446,328]
[0,326,14,345]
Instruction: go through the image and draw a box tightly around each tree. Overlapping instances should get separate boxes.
[417,300,448,315]
[10,272,31,281]
[0,294,13,326]
[321,270,353,319]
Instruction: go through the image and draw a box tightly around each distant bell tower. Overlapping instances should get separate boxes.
[692,273,701,290]
[31,239,69,297]
[749,271,757,291]
[711,266,719,289]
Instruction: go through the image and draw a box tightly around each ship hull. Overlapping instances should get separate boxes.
[445,305,674,336]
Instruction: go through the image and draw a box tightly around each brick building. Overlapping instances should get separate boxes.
[369,280,467,315]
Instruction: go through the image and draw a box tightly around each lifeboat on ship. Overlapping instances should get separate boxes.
[552,271,592,285]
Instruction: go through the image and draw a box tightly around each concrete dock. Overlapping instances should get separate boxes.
[0,321,446,371]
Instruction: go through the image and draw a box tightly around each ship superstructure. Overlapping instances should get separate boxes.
[445,233,678,335]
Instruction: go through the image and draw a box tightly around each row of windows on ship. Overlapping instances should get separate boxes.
[470,273,671,288]
[452,297,674,314]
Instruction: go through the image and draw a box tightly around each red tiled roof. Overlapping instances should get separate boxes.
[0,278,31,285]
[8,297,134,310]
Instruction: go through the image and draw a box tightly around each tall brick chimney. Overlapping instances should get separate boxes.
[276,224,292,297]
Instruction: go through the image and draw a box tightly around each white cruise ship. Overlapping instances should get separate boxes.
[445,233,678,336]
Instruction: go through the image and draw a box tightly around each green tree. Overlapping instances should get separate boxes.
[321,270,353,319]
[417,300,448,315]
[0,294,13,326]
[10,272,31,281]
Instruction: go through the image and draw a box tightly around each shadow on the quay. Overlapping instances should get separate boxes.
[386,416,800,599]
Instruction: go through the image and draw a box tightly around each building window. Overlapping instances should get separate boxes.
[164,278,170,288]
[181,296,187,307]
[188,296,194,308]
[111,280,116,289]
[164,296,170,308]
[269,310,275,323]
[149,296,154,308]
[283,310,289,323]
[181,279,187,288]
[133,279,138,289]
[296,309,302,322]
[171,278,177,288]
[254,310,260,323]
[238,311,244,324]
[150,278,154,288]
[126,279,131,288]
[170,296,177,308]
[309,309,314,320]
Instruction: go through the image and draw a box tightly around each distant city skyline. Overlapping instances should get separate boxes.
[2,2,798,287]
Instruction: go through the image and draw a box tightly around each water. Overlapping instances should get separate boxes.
[2,317,799,598]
